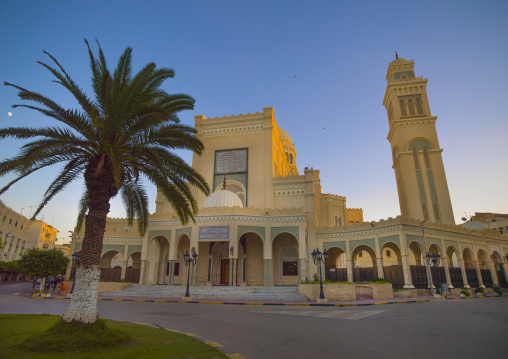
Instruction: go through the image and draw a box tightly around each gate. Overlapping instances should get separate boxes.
[465,268,479,288]
[448,267,464,288]
[480,269,493,288]
[383,265,404,289]
[353,267,378,283]
[410,265,428,289]
[431,266,446,287]
[100,267,122,281]
[497,270,508,288]
[125,268,141,283]
[325,267,348,282]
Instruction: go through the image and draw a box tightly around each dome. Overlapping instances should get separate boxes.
[279,128,293,144]
[390,57,410,65]
[462,221,486,230]
[203,189,244,208]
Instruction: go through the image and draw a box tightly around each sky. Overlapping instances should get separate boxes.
[0,1,507,244]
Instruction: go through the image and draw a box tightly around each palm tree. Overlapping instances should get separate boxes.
[1,40,210,323]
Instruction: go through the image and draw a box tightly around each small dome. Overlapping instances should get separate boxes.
[279,128,293,144]
[462,221,486,230]
[390,57,410,65]
[203,189,244,208]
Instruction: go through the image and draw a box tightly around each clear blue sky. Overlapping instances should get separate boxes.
[1,1,507,243]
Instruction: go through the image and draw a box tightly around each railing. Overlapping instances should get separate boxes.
[383,265,404,289]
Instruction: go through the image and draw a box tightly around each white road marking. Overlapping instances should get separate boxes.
[253,309,385,320]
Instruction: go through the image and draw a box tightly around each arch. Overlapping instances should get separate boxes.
[399,99,407,116]
[214,180,247,206]
[477,249,489,269]
[272,232,299,285]
[408,240,425,265]
[209,241,230,285]
[127,251,142,269]
[463,247,474,268]
[174,234,190,285]
[491,251,507,286]
[146,235,170,285]
[324,246,347,282]
[446,245,460,267]
[415,97,424,114]
[238,232,264,286]
[408,138,434,151]
[380,241,402,266]
[100,250,123,269]
[428,243,442,266]
[351,244,377,268]
[407,98,415,116]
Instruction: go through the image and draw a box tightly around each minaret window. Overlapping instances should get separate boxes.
[408,99,415,116]
[290,153,294,164]
[412,148,420,170]
[399,99,407,116]
[415,98,424,114]
[423,148,431,169]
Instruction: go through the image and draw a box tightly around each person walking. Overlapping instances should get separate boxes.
[32,277,37,288]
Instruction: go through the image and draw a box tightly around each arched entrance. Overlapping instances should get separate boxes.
[125,252,141,283]
[100,250,123,281]
[381,242,404,289]
[238,232,264,286]
[272,232,299,285]
[408,241,428,289]
[146,235,170,285]
[477,249,493,287]
[174,235,190,285]
[352,244,377,282]
[210,242,230,285]
[324,247,347,282]
[492,252,507,288]
[463,248,479,288]
[446,245,464,288]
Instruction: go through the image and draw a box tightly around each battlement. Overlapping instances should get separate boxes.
[388,75,425,84]
[197,111,266,123]
[321,193,346,201]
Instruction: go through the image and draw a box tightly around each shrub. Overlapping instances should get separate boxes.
[313,273,319,282]
[368,278,389,284]
[493,285,503,296]
[474,287,485,295]
[460,288,470,297]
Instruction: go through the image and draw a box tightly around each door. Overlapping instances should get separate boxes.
[220,259,230,285]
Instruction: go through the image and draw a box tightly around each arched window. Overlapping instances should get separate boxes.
[415,98,424,114]
[422,148,431,169]
[412,148,420,170]
[401,75,408,81]
[286,153,289,162]
[290,153,294,164]
[386,250,391,258]
[399,99,407,116]
[408,99,415,116]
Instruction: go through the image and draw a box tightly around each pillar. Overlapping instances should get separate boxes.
[457,259,470,288]
[346,259,353,283]
[473,260,485,288]
[442,256,453,289]
[488,260,499,286]
[229,258,233,286]
[401,255,415,289]
[232,259,237,286]
[140,259,147,285]
[167,260,174,285]
[121,260,128,280]
[264,259,272,286]
[376,258,384,279]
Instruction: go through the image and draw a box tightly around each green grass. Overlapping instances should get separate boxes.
[0,314,228,358]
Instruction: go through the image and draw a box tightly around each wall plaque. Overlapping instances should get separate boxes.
[199,226,229,240]
[215,149,248,174]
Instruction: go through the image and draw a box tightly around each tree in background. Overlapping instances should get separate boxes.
[1,40,209,324]
[0,260,20,281]
[18,248,69,293]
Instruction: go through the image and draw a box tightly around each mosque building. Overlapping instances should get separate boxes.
[67,57,508,291]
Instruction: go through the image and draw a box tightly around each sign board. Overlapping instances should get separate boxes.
[199,226,229,240]
[215,149,248,174]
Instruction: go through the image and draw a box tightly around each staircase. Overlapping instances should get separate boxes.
[101,284,308,301]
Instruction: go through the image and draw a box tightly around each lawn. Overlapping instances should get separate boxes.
[0,314,228,358]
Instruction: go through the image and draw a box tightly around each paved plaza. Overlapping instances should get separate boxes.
[1,282,507,358]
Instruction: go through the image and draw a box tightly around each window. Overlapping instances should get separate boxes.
[15,222,18,227]
[423,148,431,169]
[283,261,298,276]
[290,153,294,164]
[9,219,12,224]
[174,263,180,276]
[399,99,407,116]
[422,203,429,221]
[412,148,420,170]
[2,216,5,222]
[386,250,391,258]
[21,225,23,230]
[408,99,415,116]
[415,98,424,114]
[358,251,363,258]
[401,75,408,81]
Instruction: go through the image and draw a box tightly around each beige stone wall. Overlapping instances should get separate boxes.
[245,235,264,286]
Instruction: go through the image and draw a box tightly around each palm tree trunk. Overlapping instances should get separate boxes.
[62,157,117,324]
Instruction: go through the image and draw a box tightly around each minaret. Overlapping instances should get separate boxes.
[382,57,455,224]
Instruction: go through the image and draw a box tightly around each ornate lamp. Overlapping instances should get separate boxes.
[184,248,198,298]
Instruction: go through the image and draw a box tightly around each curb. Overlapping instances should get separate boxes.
[33,295,434,307]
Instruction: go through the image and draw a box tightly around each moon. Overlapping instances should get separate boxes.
[8,112,12,116]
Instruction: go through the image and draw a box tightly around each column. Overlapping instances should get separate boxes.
[264,259,272,286]
[229,258,233,286]
[458,259,470,288]
[442,256,453,289]
[167,260,174,285]
[121,260,128,280]
[192,262,197,286]
[140,259,147,285]
[346,240,353,283]
[401,255,415,289]
[232,259,237,286]
[473,260,484,288]
[376,258,384,279]
[488,260,499,286]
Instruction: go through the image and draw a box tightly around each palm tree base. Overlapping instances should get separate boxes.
[62,266,101,324]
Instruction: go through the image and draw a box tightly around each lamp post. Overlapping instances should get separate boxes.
[426,252,441,295]
[421,221,436,294]
[70,251,81,294]
[184,248,198,298]
[311,248,328,300]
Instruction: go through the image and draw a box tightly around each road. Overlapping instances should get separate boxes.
[1,282,507,359]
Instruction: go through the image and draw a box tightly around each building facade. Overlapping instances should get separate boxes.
[68,57,508,290]
[0,200,58,261]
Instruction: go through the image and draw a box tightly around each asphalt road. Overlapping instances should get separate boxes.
[1,282,507,359]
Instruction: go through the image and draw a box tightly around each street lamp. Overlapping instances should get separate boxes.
[426,252,441,295]
[184,248,198,298]
[311,248,328,300]
[70,252,81,294]
[421,221,436,294]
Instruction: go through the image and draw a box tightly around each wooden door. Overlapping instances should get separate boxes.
[220,259,229,285]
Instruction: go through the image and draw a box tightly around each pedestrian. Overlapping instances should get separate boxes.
[60,281,66,296]
[32,277,37,288]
